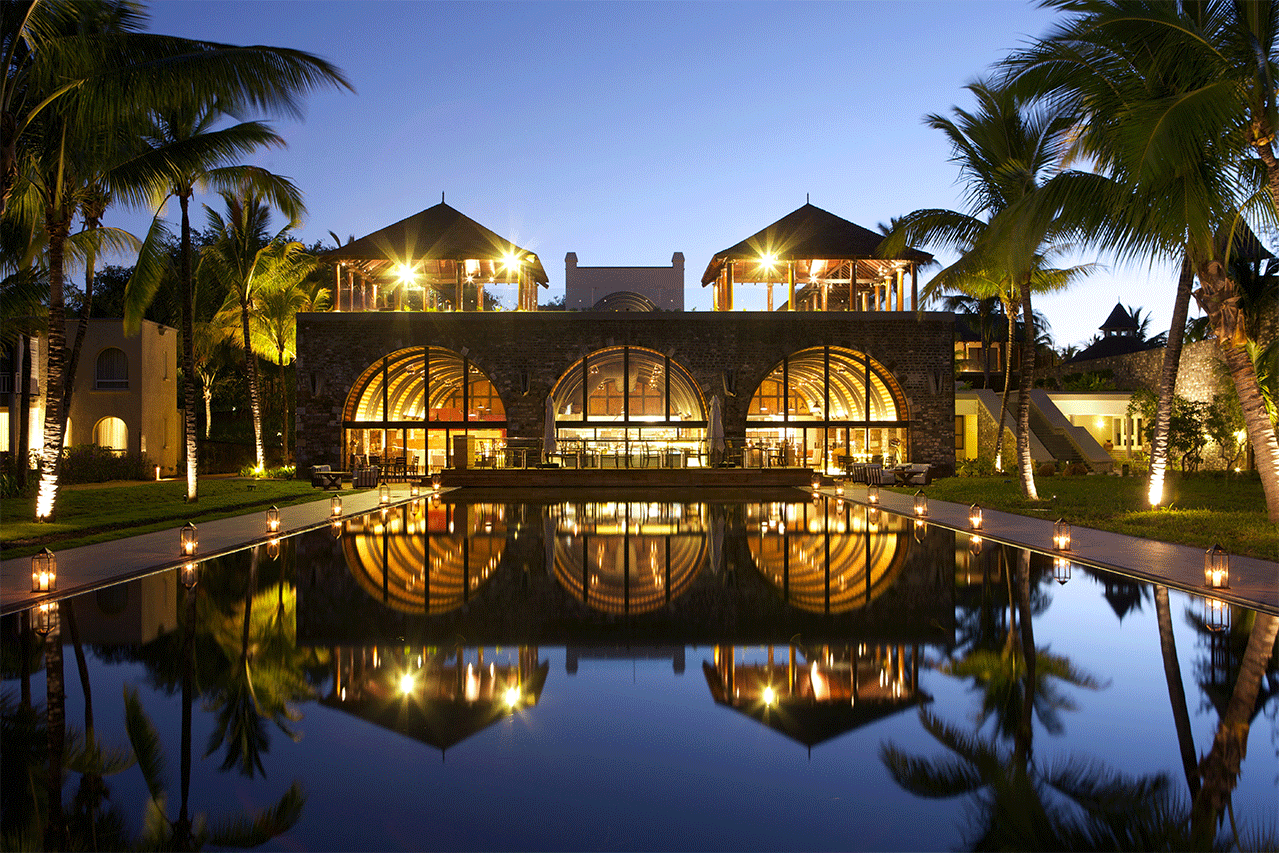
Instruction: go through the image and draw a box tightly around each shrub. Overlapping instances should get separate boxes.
[1037,462,1057,477]
[958,455,997,477]
[240,463,296,479]
[59,445,152,484]
[1065,462,1089,476]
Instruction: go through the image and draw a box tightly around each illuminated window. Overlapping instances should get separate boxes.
[94,417,127,452]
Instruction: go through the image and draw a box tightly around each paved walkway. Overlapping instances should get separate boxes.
[4,483,1275,616]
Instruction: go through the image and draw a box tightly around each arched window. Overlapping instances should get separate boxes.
[95,348,128,390]
[746,346,908,472]
[94,417,127,452]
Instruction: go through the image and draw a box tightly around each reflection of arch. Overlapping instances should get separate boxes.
[549,502,707,614]
[339,501,508,614]
[551,346,705,426]
[95,347,128,389]
[592,291,657,312]
[93,417,127,452]
[746,499,909,614]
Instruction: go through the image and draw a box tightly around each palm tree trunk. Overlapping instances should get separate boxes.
[995,305,1015,471]
[1015,281,1039,500]
[279,345,288,462]
[203,382,213,440]
[1190,612,1279,847]
[35,207,72,521]
[1013,547,1036,770]
[1154,586,1199,798]
[61,202,104,421]
[180,195,200,502]
[1196,263,1279,522]
[18,334,32,490]
[240,297,265,470]
[1146,254,1195,508]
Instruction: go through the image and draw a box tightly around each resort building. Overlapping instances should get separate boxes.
[564,252,684,311]
[297,201,955,478]
[1,319,180,474]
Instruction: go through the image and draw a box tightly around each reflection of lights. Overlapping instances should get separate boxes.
[762,685,775,707]
[180,561,199,590]
[1052,556,1071,585]
[1203,596,1230,632]
[400,673,415,695]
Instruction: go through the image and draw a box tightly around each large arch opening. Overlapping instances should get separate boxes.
[550,346,707,467]
[745,346,908,473]
[343,346,506,471]
[93,417,127,453]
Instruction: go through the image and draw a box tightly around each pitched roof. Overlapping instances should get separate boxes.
[700,203,932,285]
[1100,303,1137,333]
[321,202,549,284]
[1063,334,1154,364]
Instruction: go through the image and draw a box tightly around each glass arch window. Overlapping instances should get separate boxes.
[343,346,506,471]
[746,346,908,473]
[550,347,707,467]
[95,347,128,390]
[94,417,127,452]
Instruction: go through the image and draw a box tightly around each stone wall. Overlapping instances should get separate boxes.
[1050,339,1225,402]
[295,310,955,474]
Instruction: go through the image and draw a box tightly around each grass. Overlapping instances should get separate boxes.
[900,471,1277,560]
[0,477,348,560]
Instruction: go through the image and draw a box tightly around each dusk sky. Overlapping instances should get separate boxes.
[121,0,1188,348]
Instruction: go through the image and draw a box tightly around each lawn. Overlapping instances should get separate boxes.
[1,478,347,559]
[899,471,1277,560]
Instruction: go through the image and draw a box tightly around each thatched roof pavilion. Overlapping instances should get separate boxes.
[322,201,549,312]
[701,203,931,312]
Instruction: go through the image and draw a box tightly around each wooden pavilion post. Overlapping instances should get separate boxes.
[896,268,904,312]
[787,262,795,311]
[725,260,734,311]
[334,264,342,312]
[455,263,463,312]
[911,263,918,311]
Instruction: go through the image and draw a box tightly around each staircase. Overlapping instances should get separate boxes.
[1029,405,1084,464]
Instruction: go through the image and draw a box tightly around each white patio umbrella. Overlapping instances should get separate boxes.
[709,395,725,466]
[544,394,558,463]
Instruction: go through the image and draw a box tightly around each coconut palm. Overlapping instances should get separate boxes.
[1006,0,1279,520]
[125,105,304,501]
[198,188,308,471]
[881,81,1097,496]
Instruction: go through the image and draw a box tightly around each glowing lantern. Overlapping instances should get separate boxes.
[913,491,928,517]
[968,504,982,530]
[266,505,281,534]
[180,561,199,590]
[867,483,879,505]
[180,522,198,556]
[330,494,343,517]
[1053,519,1071,552]
[31,548,56,592]
[1052,557,1071,585]
[1204,544,1229,589]
[379,483,391,505]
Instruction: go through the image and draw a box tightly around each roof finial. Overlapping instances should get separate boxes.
[806,192,810,204]
[442,191,445,204]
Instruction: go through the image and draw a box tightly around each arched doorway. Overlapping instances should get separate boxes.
[550,346,707,467]
[93,416,128,453]
[745,346,907,473]
[343,346,506,472]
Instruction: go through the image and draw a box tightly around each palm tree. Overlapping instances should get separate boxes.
[198,189,309,470]
[1006,0,1279,520]
[881,81,1096,496]
[126,105,304,501]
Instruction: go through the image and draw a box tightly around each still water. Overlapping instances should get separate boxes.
[5,496,1276,851]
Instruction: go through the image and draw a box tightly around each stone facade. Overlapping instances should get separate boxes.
[1050,339,1225,403]
[295,310,955,474]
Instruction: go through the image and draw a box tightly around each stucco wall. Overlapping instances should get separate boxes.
[564,252,684,310]
[295,311,955,475]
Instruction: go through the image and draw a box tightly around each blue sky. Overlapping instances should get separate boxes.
[120,0,1184,348]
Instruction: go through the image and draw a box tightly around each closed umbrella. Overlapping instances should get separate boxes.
[709,395,725,466]
[544,394,558,464]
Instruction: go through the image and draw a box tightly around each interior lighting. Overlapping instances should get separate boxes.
[400,673,415,695]
[759,252,778,270]
[762,685,776,707]
[180,522,198,556]
[395,263,417,285]
[1204,544,1229,589]
[505,685,521,708]
[1053,519,1071,552]
[31,547,56,592]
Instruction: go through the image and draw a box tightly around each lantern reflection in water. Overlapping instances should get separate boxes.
[341,501,509,615]
[746,498,911,615]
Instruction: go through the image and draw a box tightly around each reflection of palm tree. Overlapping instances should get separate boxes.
[204,546,312,777]
[123,687,304,850]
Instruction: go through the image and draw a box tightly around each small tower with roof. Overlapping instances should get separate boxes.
[1099,303,1138,338]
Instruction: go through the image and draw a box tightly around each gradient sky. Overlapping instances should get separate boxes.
[119,0,1185,348]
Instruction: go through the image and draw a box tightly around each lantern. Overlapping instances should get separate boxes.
[410,481,421,498]
[432,473,442,493]
[1053,519,1071,552]
[968,534,983,556]
[31,547,56,592]
[968,504,983,530]
[1052,557,1072,585]
[330,494,343,517]
[1203,596,1230,632]
[867,483,879,505]
[811,473,822,491]
[266,505,281,534]
[867,506,881,527]
[379,483,391,505]
[331,519,343,540]
[913,491,928,517]
[180,522,198,556]
[1204,544,1229,589]
[834,479,845,497]
[180,561,199,590]
[913,518,927,542]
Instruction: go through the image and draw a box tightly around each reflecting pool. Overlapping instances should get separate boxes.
[5,497,1276,851]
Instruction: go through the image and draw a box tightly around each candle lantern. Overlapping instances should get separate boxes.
[811,473,822,491]
[432,473,442,492]
[969,504,983,530]
[331,519,343,540]
[1052,557,1072,585]
[867,506,880,527]
[1053,519,1071,551]
[913,518,927,542]
[410,481,421,498]
[180,522,198,556]
[180,561,199,590]
[1204,544,1229,589]
[330,494,343,517]
[379,483,391,505]
[834,479,845,497]
[266,505,281,534]
[31,547,56,592]
[968,534,983,556]
[867,483,879,505]
[913,491,928,517]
